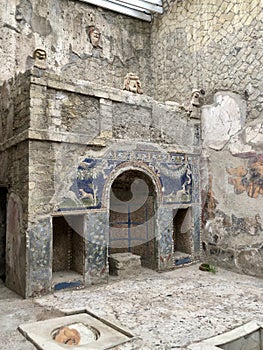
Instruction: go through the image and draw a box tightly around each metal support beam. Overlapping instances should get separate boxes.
[76,0,163,21]
[115,0,163,13]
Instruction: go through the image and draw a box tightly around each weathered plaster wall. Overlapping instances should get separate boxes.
[200,91,263,276]
[0,0,152,93]
[201,148,263,277]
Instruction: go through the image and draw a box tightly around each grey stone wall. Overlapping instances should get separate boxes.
[0,188,7,281]
[151,0,262,120]
[0,71,31,142]
[0,0,152,93]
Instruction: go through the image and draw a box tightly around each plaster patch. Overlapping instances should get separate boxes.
[201,92,246,150]
[245,124,263,147]
[229,123,263,156]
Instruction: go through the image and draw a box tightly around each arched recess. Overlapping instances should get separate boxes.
[104,163,162,270]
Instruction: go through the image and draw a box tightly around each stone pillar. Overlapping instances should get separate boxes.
[99,98,113,138]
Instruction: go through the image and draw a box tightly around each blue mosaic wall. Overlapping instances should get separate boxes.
[56,148,201,276]
[67,149,199,210]
[27,149,200,295]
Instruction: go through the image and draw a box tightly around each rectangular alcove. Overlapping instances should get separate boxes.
[173,207,193,265]
[52,215,85,290]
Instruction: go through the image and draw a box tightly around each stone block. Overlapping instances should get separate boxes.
[109,252,141,277]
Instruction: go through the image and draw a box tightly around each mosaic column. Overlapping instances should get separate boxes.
[192,204,201,258]
[157,207,174,271]
[26,217,52,297]
[84,210,108,285]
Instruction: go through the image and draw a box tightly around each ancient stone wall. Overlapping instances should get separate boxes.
[151,0,263,275]
[151,0,262,120]
[0,0,152,94]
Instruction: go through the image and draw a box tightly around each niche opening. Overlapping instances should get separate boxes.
[52,215,85,290]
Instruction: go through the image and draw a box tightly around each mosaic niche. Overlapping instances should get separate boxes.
[52,147,201,278]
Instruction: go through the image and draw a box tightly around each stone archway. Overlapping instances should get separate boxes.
[109,169,157,269]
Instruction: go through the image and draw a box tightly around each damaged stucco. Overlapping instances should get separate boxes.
[201,92,263,276]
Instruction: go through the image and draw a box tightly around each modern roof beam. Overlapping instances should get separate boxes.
[76,0,163,21]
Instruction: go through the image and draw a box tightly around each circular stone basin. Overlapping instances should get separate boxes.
[52,323,100,346]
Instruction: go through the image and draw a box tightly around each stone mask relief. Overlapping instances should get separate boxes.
[123,73,143,94]
[87,26,102,48]
[33,48,47,69]
[191,89,205,107]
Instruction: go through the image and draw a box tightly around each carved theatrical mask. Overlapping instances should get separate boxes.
[123,73,143,94]
[33,49,47,69]
[191,89,205,107]
[88,26,102,48]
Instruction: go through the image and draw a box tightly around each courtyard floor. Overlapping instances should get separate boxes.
[0,264,262,350]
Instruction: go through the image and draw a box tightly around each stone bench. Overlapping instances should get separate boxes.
[109,252,141,277]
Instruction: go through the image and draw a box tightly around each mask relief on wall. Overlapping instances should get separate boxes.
[123,73,143,94]
[87,26,102,48]
[33,49,47,69]
[191,89,205,107]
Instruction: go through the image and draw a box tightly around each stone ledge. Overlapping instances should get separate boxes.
[29,68,154,108]
[188,320,263,350]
